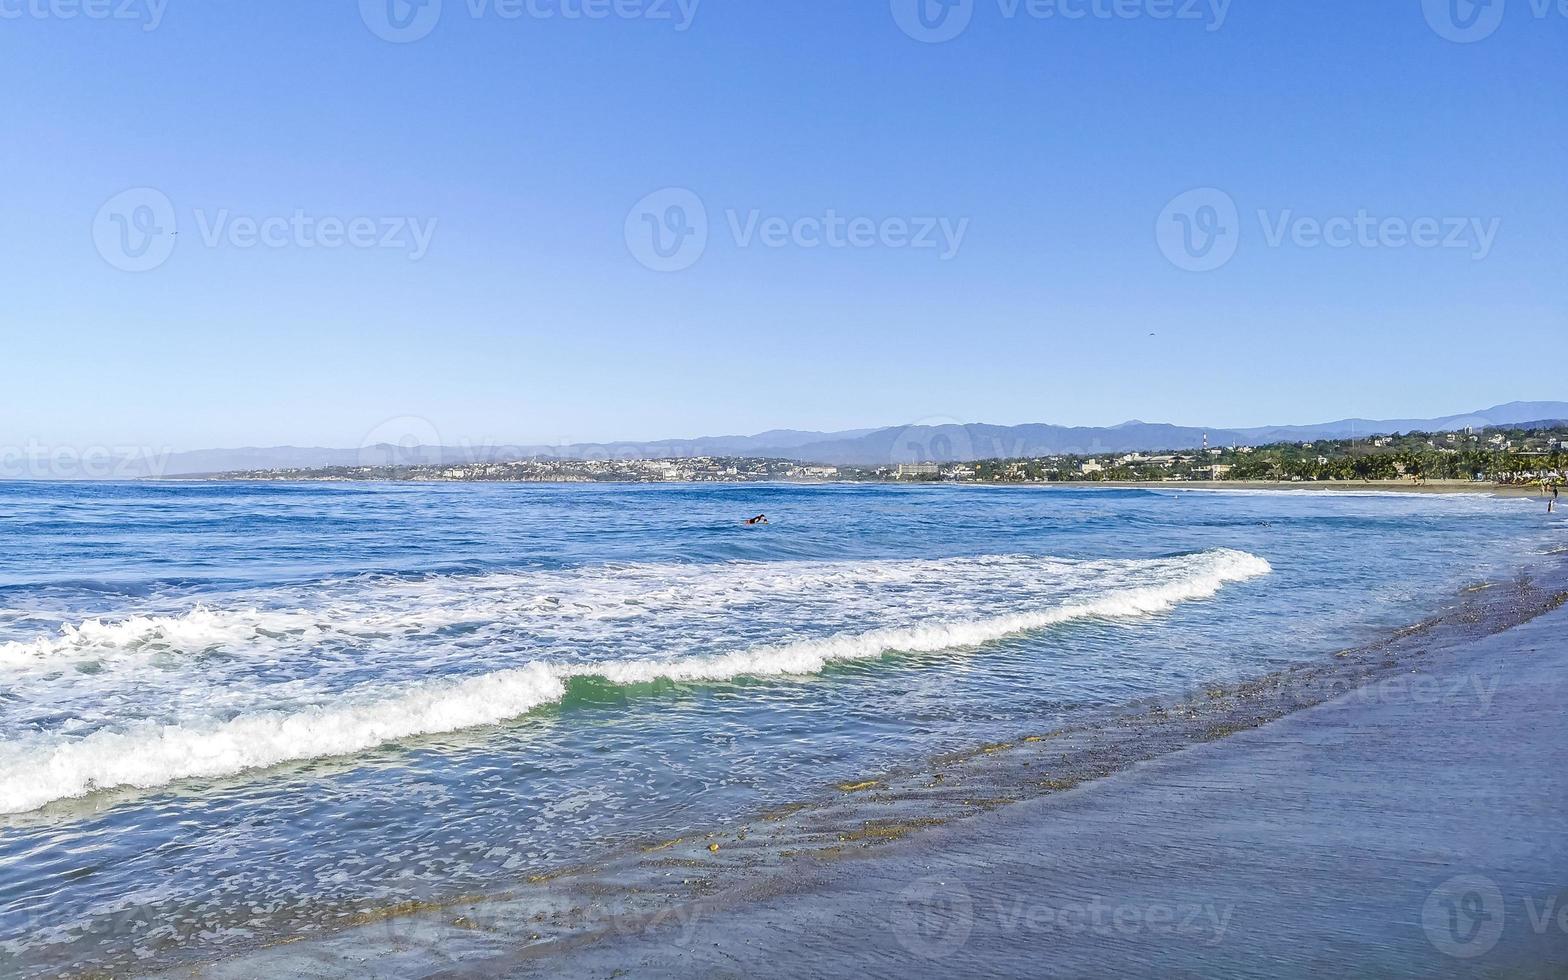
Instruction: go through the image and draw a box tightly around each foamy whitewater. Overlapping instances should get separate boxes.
[0,481,1558,975]
[0,550,1270,813]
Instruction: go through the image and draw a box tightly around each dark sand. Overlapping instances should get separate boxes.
[177,566,1568,979]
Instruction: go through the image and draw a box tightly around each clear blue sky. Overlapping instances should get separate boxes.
[4,0,1564,451]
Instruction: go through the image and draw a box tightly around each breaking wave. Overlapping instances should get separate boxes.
[0,549,1270,813]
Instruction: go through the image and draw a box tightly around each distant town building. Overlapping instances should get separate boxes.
[896,463,939,478]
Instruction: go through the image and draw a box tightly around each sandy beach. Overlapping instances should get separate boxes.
[179,558,1568,979]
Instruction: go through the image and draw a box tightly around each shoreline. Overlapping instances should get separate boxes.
[508,581,1568,977]
[157,475,1554,498]
[171,555,1568,979]
[1088,479,1549,497]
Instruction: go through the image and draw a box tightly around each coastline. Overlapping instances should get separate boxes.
[180,475,1554,499]
[172,555,1568,979]
[1088,479,1549,497]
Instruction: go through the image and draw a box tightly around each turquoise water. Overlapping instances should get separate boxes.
[0,481,1560,974]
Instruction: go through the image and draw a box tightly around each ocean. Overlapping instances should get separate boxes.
[0,480,1560,974]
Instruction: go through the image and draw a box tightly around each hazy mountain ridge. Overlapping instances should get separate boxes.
[92,402,1568,476]
[850,404,1566,466]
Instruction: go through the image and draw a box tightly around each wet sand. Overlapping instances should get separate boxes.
[176,561,1568,979]
[493,594,1568,979]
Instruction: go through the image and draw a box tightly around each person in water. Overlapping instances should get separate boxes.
[745,514,769,525]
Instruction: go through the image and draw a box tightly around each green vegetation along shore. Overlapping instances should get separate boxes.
[211,423,1568,490]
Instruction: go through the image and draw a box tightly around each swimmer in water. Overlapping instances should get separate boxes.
[745,514,769,525]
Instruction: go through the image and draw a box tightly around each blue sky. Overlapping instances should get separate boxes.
[3,0,1564,451]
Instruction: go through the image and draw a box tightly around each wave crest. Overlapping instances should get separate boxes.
[0,549,1270,814]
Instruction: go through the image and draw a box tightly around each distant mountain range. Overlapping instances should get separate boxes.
[88,401,1568,477]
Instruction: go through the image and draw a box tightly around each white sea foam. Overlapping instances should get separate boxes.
[0,549,1270,813]
[0,664,567,816]
[0,607,326,667]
